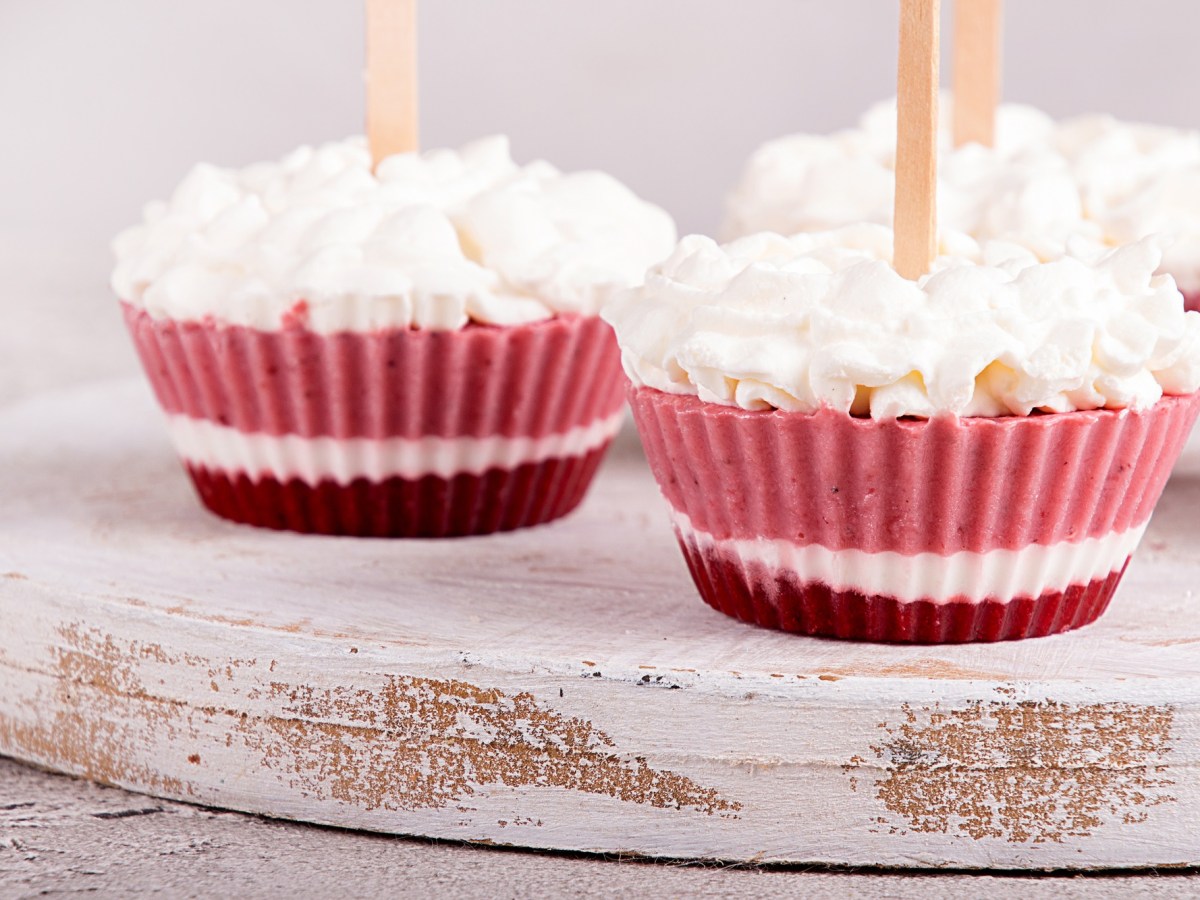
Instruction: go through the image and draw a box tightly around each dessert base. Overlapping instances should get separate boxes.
[678,541,1125,644]
[185,446,608,537]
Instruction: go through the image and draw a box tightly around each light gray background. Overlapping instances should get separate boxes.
[3,2,1200,893]
[3,0,1198,247]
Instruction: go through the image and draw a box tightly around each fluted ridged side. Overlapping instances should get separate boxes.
[121,304,625,536]
[122,304,625,440]
[629,387,1200,555]
[629,384,1199,642]
[678,538,1126,644]
[184,443,609,538]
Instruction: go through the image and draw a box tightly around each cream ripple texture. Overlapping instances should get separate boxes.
[671,509,1147,605]
[167,411,625,483]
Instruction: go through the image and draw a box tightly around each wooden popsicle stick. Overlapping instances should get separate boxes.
[366,0,419,168]
[953,0,1002,147]
[893,0,941,281]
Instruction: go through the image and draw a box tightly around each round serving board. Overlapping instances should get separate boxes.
[3,380,1200,870]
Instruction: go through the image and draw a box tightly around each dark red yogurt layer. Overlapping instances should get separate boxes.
[185,444,609,538]
[679,539,1126,643]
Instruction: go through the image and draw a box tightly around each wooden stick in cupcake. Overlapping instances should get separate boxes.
[893,0,940,280]
[953,0,1002,147]
[366,0,419,164]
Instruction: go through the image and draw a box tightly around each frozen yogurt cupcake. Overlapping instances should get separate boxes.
[725,100,1200,311]
[114,137,676,536]
[605,225,1200,642]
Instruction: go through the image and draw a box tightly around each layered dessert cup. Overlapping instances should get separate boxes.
[630,389,1198,643]
[122,310,624,536]
[605,227,1200,643]
[113,137,676,536]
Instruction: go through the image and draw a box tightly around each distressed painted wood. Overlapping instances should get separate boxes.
[2,379,1200,869]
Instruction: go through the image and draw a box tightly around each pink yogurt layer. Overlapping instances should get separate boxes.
[630,387,1197,555]
[1184,289,1200,314]
[123,305,622,440]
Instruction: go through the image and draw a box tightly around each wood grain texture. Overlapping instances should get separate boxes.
[3,380,1200,869]
[894,0,940,280]
[953,0,1002,147]
[366,0,419,164]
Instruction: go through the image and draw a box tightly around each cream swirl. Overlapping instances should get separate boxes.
[603,225,1200,419]
[725,100,1200,290]
[1056,116,1200,292]
[723,99,1088,255]
[112,136,677,332]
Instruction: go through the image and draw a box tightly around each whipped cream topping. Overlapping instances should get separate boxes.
[724,99,1088,254]
[1056,116,1200,292]
[113,137,677,332]
[603,225,1200,419]
[725,100,1200,291]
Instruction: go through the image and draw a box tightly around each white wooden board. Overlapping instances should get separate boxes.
[2,379,1200,870]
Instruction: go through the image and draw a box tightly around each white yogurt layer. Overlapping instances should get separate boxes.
[166,410,625,483]
[113,137,677,332]
[604,225,1200,419]
[673,509,1144,605]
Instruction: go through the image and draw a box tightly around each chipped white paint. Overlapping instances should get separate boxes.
[2,380,1200,869]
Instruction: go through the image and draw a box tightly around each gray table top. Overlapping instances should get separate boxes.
[3,759,1195,899]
